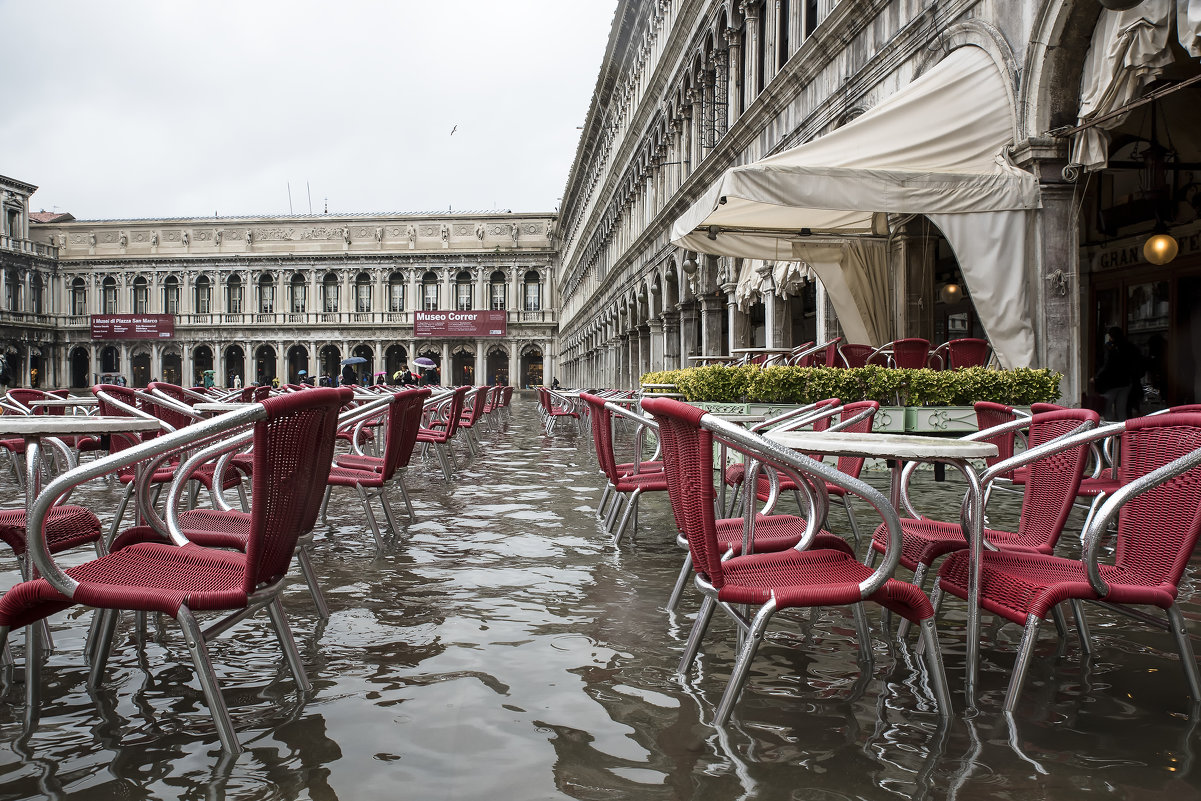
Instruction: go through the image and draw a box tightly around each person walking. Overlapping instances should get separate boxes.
[233,374,242,389]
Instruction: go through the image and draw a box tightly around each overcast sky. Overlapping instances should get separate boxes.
[3,1,618,221]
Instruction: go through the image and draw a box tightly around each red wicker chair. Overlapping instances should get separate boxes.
[324,387,431,547]
[837,343,876,368]
[0,387,348,754]
[417,386,467,480]
[643,396,951,724]
[580,392,668,545]
[933,412,1201,712]
[870,409,1100,608]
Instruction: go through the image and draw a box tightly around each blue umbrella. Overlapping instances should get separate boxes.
[340,357,368,366]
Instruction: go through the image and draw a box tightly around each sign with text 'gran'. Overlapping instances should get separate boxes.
[90,314,175,340]
[414,310,506,338]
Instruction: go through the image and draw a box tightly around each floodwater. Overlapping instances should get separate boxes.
[0,394,1199,800]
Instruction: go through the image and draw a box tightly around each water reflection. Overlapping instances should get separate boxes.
[0,395,1199,798]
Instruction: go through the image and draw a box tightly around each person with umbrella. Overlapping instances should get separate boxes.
[341,363,357,387]
[414,356,439,386]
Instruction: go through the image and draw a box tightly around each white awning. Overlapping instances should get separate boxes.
[672,46,1041,368]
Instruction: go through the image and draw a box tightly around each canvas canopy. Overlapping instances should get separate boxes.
[671,46,1042,368]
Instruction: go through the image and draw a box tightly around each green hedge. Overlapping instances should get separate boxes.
[639,365,1062,407]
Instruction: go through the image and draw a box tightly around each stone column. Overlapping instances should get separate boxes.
[679,303,700,363]
[700,296,725,356]
[1035,168,1082,403]
[766,289,787,348]
[741,0,762,100]
[690,84,705,166]
[661,311,680,370]
[726,27,742,124]
[724,282,747,350]
[475,339,487,385]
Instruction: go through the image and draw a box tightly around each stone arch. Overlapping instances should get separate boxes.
[1021,0,1105,140]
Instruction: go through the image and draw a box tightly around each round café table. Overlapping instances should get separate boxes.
[765,429,997,711]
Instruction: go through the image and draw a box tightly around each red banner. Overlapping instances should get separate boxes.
[90,314,175,340]
[414,310,506,338]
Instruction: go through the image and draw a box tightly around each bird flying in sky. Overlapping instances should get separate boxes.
[450,125,458,136]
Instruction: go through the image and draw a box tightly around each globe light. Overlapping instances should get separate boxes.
[1143,231,1179,265]
[1098,0,1144,9]
[938,282,962,304]
[681,257,698,275]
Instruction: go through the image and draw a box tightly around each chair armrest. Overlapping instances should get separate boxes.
[26,404,268,599]
[702,414,897,598]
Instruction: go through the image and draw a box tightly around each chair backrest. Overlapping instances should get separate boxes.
[1013,408,1100,547]
[463,386,487,424]
[6,388,58,415]
[974,401,1020,477]
[381,387,432,477]
[440,386,468,438]
[1111,413,1201,586]
[890,338,932,369]
[833,400,878,478]
[838,344,874,368]
[642,397,726,587]
[244,387,351,592]
[93,385,161,454]
[149,382,197,407]
[501,386,513,407]
[580,392,620,482]
[1030,402,1066,415]
[946,338,990,369]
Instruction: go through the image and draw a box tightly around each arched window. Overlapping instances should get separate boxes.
[102,276,118,314]
[163,276,179,314]
[356,272,372,313]
[388,271,405,312]
[226,274,242,313]
[490,270,507,311]
[132,276,148,314]
[323,272,340,312]
[290,273,307,313]
[455,270,472,311]
[257,273,275,314]
[195,275,212,314]
[70,278,87,316]
[30,274,43,315]
[422,271,439,310]
[523,270,541,312]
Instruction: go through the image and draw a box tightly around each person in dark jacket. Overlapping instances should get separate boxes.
[1094,326,1143,420]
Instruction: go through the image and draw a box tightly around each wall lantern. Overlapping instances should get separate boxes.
[681,257,698,275]
[1098,0,1143,9]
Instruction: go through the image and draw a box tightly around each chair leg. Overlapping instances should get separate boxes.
[1003,614,1044,713]
[319,485,333,523]
[24,623,43,730]
[236,481,250,513]
[917,617,953,718]
[355,484,384,549]
[896,563,928,641]
[853,603,874,664]
[107,482,136,544]
[295,545,330,620]
[714,599,778,726]
[666,553,694,612]
[596,484,613,518]
[378,487,400,532]
[677,595,717,674]
[87,609,120,687]
[843,498,863,547]
[176,608,242,755]
[1167,604,1201,701]
[611,489,641,546]
[1069,600,1092,655]
[395,474,417,521]
[266,598,311,692]
[1050,605,1069,642]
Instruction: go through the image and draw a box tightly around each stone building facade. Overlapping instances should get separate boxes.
[555,0,1201,408]
[0,199,556,389]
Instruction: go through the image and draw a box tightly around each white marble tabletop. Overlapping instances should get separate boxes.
[687,355,736,363]
[0,416,162,436]
[765,430,997,460]
[28,397,100,407]
[194,402,252,413]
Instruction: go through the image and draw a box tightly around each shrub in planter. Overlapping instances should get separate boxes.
[641,365,1061,407]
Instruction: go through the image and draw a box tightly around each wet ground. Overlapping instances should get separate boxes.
[0,393,1199,800]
